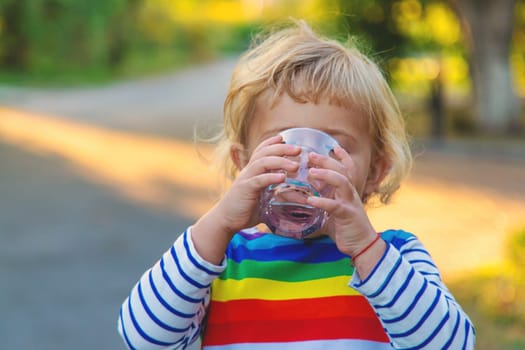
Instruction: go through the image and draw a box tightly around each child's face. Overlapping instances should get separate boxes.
[241,93,382,201]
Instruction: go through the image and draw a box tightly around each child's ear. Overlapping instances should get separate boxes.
[363,156,391,200]
[230,143,249,171]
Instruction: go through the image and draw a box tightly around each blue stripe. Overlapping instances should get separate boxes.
[170,248,210,289]
[381,279,429,323]
[441,308,461,349]
[391,288,442,338]
[408,259,438,269]
[420,271,441,277]
[443,294,455,303]
[381,229,415,242]
[119,307,137,350]
[229,232,331,248]
[401,248,429,255]
[189,323,200,343]
[405,310,450,349]
[227,242,345,263]
[354,243,392,288]
[138,281,191,333]
[227,235,345,263]
[231,229,415,249]
[429,280,444,290]
[368,253,402,298]
[160,257,204,303]
[462,318,471,350]
[381,230,416,249]
[127,291,181,347]
[428,279,450,294]
[182,230,222,276]
[154,265,201,309]
[374,268,415,308]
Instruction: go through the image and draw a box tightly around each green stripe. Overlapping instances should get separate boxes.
[219,257,354,282]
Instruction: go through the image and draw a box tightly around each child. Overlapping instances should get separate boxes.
[118,21,475,349]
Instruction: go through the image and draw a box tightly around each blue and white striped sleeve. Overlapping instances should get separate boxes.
[118,227,227,350]
[350,234,475,350]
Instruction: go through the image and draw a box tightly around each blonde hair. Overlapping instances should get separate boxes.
[212,20,412,204]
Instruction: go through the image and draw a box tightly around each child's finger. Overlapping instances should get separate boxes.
[306,195,350,218]
[308,167,356,200]
[308,152,346,176]
[251,135,301,156]
[253,134,283,150]
[243,155,299,178]
[308,145,356,181]
[255,143,302,159]
[332,145,356,170]
[247,172,287,191]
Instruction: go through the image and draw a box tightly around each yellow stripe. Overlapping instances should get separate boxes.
[211,276,360,301]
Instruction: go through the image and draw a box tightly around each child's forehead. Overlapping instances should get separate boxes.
[245,91,371,148]
[257,88,366,117]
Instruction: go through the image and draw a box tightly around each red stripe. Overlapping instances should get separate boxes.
[207,295,377,324]
[202,296,388,345]
[202,316,389,345]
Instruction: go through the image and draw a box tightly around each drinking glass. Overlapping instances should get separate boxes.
[259,127,339,239]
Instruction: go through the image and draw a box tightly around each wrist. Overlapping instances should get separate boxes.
[191,207,236,265]
[206,204,240,237]
[339,229,377,257]
[351,237,387,280]
[349,232,382,264]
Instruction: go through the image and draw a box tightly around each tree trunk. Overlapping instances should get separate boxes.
[0,0,28,70]
[450,0,520,134]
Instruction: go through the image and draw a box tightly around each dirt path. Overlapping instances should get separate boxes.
[1,106,523,279]
[1,57,524,279]
[370,150,525,278]
[0,59,524,349]
[0,58,237,139]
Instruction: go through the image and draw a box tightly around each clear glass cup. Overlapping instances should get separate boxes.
[259,127,339,239]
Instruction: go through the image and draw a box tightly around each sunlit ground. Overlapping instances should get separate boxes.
[1,107,524,281]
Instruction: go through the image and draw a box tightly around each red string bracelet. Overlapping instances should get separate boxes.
[351,233,382,265]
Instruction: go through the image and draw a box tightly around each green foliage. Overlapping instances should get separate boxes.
[335,0,406,60]
[207,23,255,54]
[450,227,525,349]
[0,0,257,85]
[508,228,525,267]
[1,0,523,100]
[0,0,136,81]
[2,0,126,67]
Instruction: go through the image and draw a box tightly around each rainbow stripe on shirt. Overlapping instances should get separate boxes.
[202,231,390,348]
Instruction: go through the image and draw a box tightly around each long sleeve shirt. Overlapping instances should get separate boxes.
[118,228,475,349]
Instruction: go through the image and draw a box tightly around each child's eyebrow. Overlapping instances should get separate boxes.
[260,127,291,140]
[319,128,351,137]
[319,129,358,144]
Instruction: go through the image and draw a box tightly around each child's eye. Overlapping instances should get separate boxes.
[338,142,352,153]
[330,145,352,159]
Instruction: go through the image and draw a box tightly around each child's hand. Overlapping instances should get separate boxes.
[213,135,301,236]
[306,146,379,258]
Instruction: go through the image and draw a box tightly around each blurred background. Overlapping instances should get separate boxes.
[0,1,524,349]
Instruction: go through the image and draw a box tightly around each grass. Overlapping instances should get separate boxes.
[0,47,196,88]
[449,228,525,349]
[0,66,115,87]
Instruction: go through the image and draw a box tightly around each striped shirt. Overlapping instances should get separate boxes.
[118,228,475,349]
